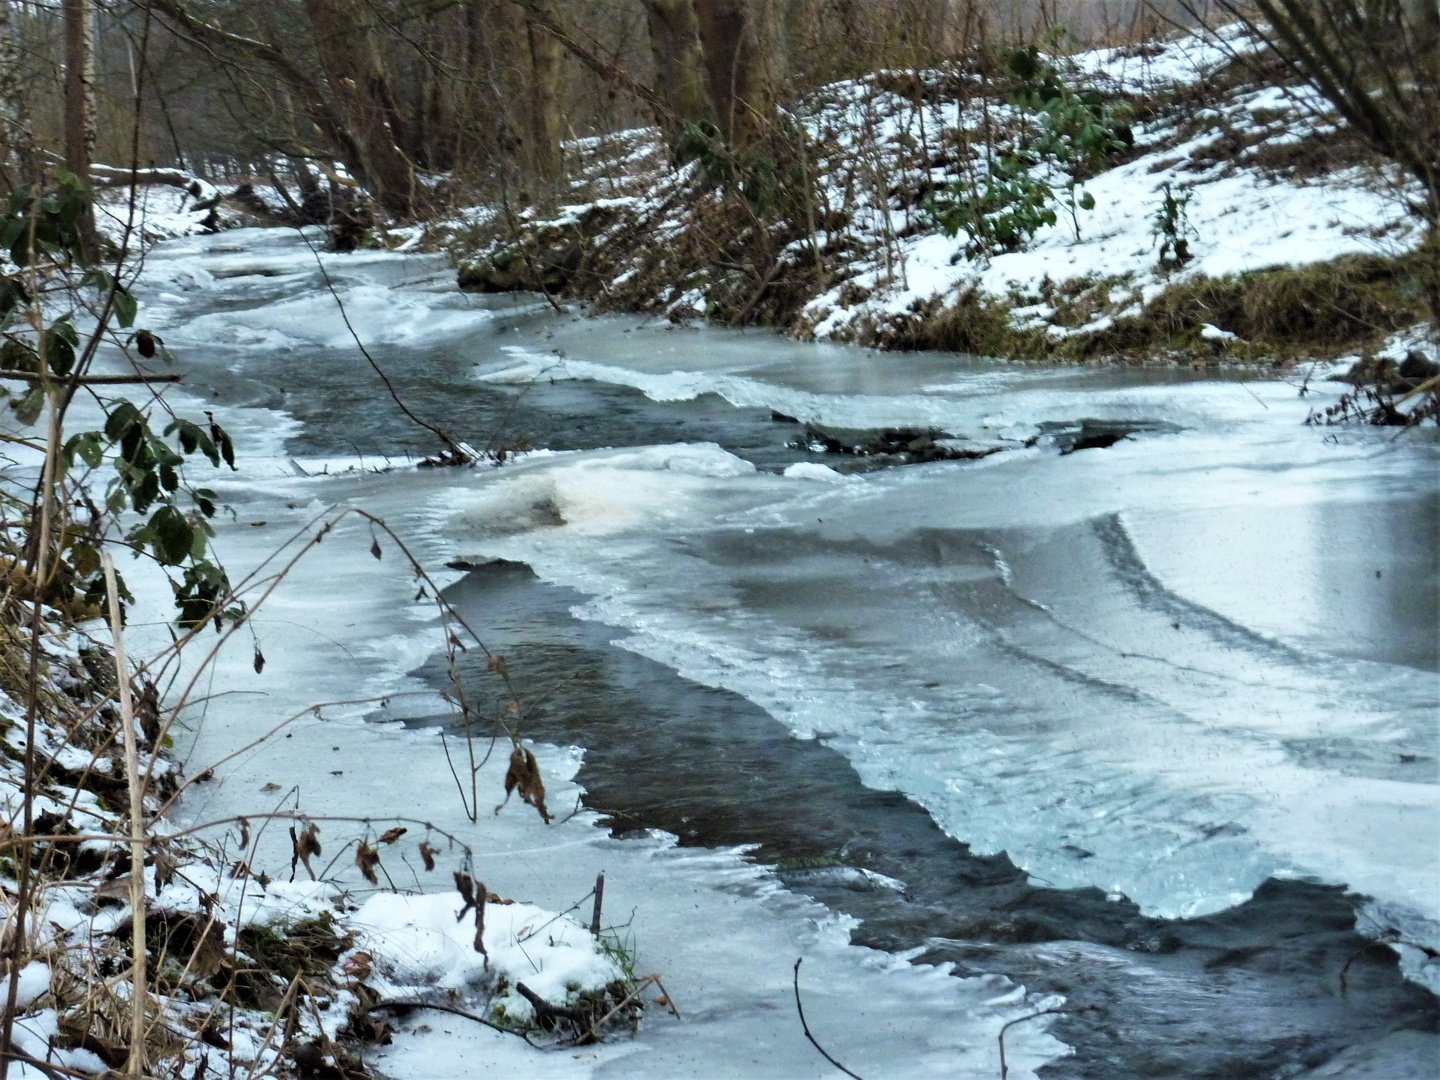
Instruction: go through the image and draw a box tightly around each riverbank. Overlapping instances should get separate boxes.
[0,577,657,1078]
[437,27,1431,368]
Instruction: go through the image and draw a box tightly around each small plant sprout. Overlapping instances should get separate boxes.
[1152,182,1196,271]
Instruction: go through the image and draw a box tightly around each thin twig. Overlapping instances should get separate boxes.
[793,958,865,1080]
[367,999,540,1047]
[998,1006,1067,1080]
[294,228,470,459]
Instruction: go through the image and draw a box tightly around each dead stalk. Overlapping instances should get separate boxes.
[103,551,148,1078]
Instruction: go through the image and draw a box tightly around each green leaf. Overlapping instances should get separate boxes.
[79,431,103,468]
[105,400,143,441]
[172,418,218,464]
[81,268,115,293]
[11,385,44,425]
[84,571,128,625]
[214,425,236,469]
[149,433,184,468]
[45,328,76,378]
[68,539,101,578]
[132,469,160,514]
[148,505,194,566]
[112,288,138,329]
[9,230,33,268]
[62,431,104,471]
[48,318,79,346]
[0,276,28,322]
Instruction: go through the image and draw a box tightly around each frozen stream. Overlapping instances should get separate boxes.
[123,228,1437,1078]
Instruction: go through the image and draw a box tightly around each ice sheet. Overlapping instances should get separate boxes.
[107,426,1066,1079]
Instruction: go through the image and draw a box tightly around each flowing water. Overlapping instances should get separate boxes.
[127,228,1438,1078]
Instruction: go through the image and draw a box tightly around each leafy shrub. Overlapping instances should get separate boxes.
[930,40,1133,256]
[931,157,1057,259]
[0,175,240,628]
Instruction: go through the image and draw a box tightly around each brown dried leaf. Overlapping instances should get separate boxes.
[137,680,161,746]
[496,745,550,823]
[291,823,321,881]
[355,841,381,885]
[454,871,476,922]
[341,951,374,980]
[370,537,383,560]
[377,826,407,845]
[237,817,251,850]
[454,871,474,904]
[151,842,179,889]
[418,841,438,871]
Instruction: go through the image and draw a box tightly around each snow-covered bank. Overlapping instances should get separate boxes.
[448,25,1429,366]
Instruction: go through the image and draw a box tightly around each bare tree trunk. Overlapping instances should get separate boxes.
[525,11,563,195]
[63,0,97,250]
[487,2,539,197]
[459,0,502,175]
[0,1,38,188]
[641,0,716,136]
[692,0,777,151]
[303,0,419,216]
[419,11,461,173]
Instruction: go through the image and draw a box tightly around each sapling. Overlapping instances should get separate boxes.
[1152,182,1196,271]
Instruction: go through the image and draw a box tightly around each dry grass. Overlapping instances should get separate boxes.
[849,251,1428,363]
